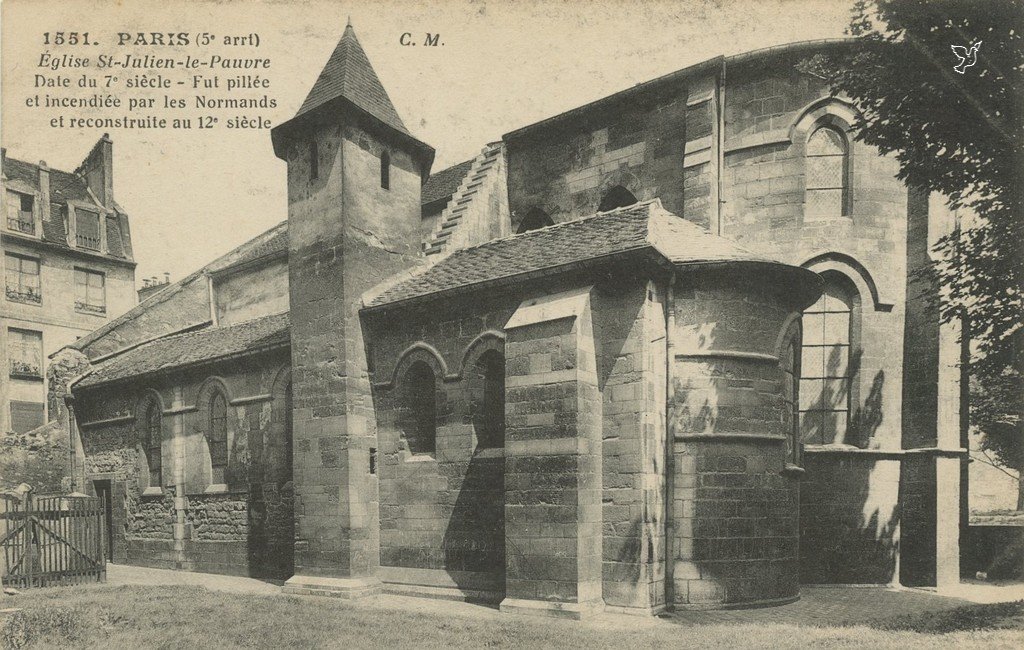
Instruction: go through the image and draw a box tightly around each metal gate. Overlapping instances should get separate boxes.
[0,493,107,588]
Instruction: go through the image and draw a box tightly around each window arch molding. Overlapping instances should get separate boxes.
[801,252,891,312]
[134,390,165,493]
[385,342,449,390]
[788,97,858,143]
[195,376,234,490]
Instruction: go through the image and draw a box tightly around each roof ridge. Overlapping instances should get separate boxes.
[4,154,80,179]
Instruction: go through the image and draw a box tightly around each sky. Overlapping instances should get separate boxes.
[1,0,852,286]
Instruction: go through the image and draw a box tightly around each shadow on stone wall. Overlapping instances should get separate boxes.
[441,451,505,595]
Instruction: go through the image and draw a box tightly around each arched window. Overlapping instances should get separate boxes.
[402,361,436,455]
[137,395,163,490]
[380,150,391,190]
[598,185,638,212]
[309,139,319,181]
[800,272,858,445]
[516,208,552,234]
[472,350,505,449]
[805,126,850,219]
[208,390,229,484]
[145,400,163,487]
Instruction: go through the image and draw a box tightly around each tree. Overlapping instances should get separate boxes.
[800,0,1023,504]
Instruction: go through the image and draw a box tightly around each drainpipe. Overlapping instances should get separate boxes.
[717,59,726,237]
[663,271,677,608]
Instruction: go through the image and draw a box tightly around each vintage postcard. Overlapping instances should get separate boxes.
[1,0,1021,646]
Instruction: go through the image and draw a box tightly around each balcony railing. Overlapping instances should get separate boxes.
[9,360,42,380]
[7,215,35,234]
[76,232,101,250]
[75,300,106,315]
[5,286,41,304]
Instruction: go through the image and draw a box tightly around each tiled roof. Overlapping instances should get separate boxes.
[422,159,474,207]
[295,24,409,136]
[366,199,806,309]
[76,312,290,388]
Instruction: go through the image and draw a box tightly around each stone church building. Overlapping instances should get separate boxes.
[59,26,967,617]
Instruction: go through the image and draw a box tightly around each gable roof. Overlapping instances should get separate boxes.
[365,199,820,310]
[75,312,290,389]
[295,23,409,136]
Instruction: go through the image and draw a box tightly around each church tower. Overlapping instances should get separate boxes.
[271,22,434,596]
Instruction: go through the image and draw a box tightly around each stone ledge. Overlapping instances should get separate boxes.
[672,592,800,611]
[499,597,605,620]
[382,582,502,604]
[282,575,382,599]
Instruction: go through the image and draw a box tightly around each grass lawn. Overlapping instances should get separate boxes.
[1,585,1023,649]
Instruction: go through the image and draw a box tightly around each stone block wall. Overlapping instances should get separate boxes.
[74,351,293,578]
[592,279,668,612]
[369,292,516,599]
[799,453,900,583]
[668,271,802,607]
[505,82,690,228]
[502,290,603,617]
[368,272,665,612]
[722,60,909,453]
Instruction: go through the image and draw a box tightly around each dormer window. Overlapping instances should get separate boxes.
[75,209,101,250]
[6,191,35,234]
[380,150,390,190]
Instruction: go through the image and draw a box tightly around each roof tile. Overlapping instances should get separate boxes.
[77,312,290,388]
[295,24,409,135]
[366,200,783,309]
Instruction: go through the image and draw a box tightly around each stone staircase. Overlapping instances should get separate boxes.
[423,143,504,256]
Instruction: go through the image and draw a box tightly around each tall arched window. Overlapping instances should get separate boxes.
[598,185,638,212]
[402,361,436,455]
[805,126,851,219]
[380,150,391,190]
[516,208,553,234]
[472,350,505,449]
[800,272,858,445]
[309,139,319,181]
[208,390,229,483]
[781,329,801,464]
[145,400,163,487]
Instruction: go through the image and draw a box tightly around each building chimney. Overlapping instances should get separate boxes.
[38,160,51,237]
[77,133,114,208]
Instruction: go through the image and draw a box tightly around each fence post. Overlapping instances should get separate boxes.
[22,487,34,588]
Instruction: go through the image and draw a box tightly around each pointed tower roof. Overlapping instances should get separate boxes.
[294,23,410,136]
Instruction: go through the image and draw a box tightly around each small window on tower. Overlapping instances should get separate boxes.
[309,140,319,181]
[380,150,390,190]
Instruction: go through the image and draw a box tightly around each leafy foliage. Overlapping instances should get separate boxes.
[801,0,1023,484]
